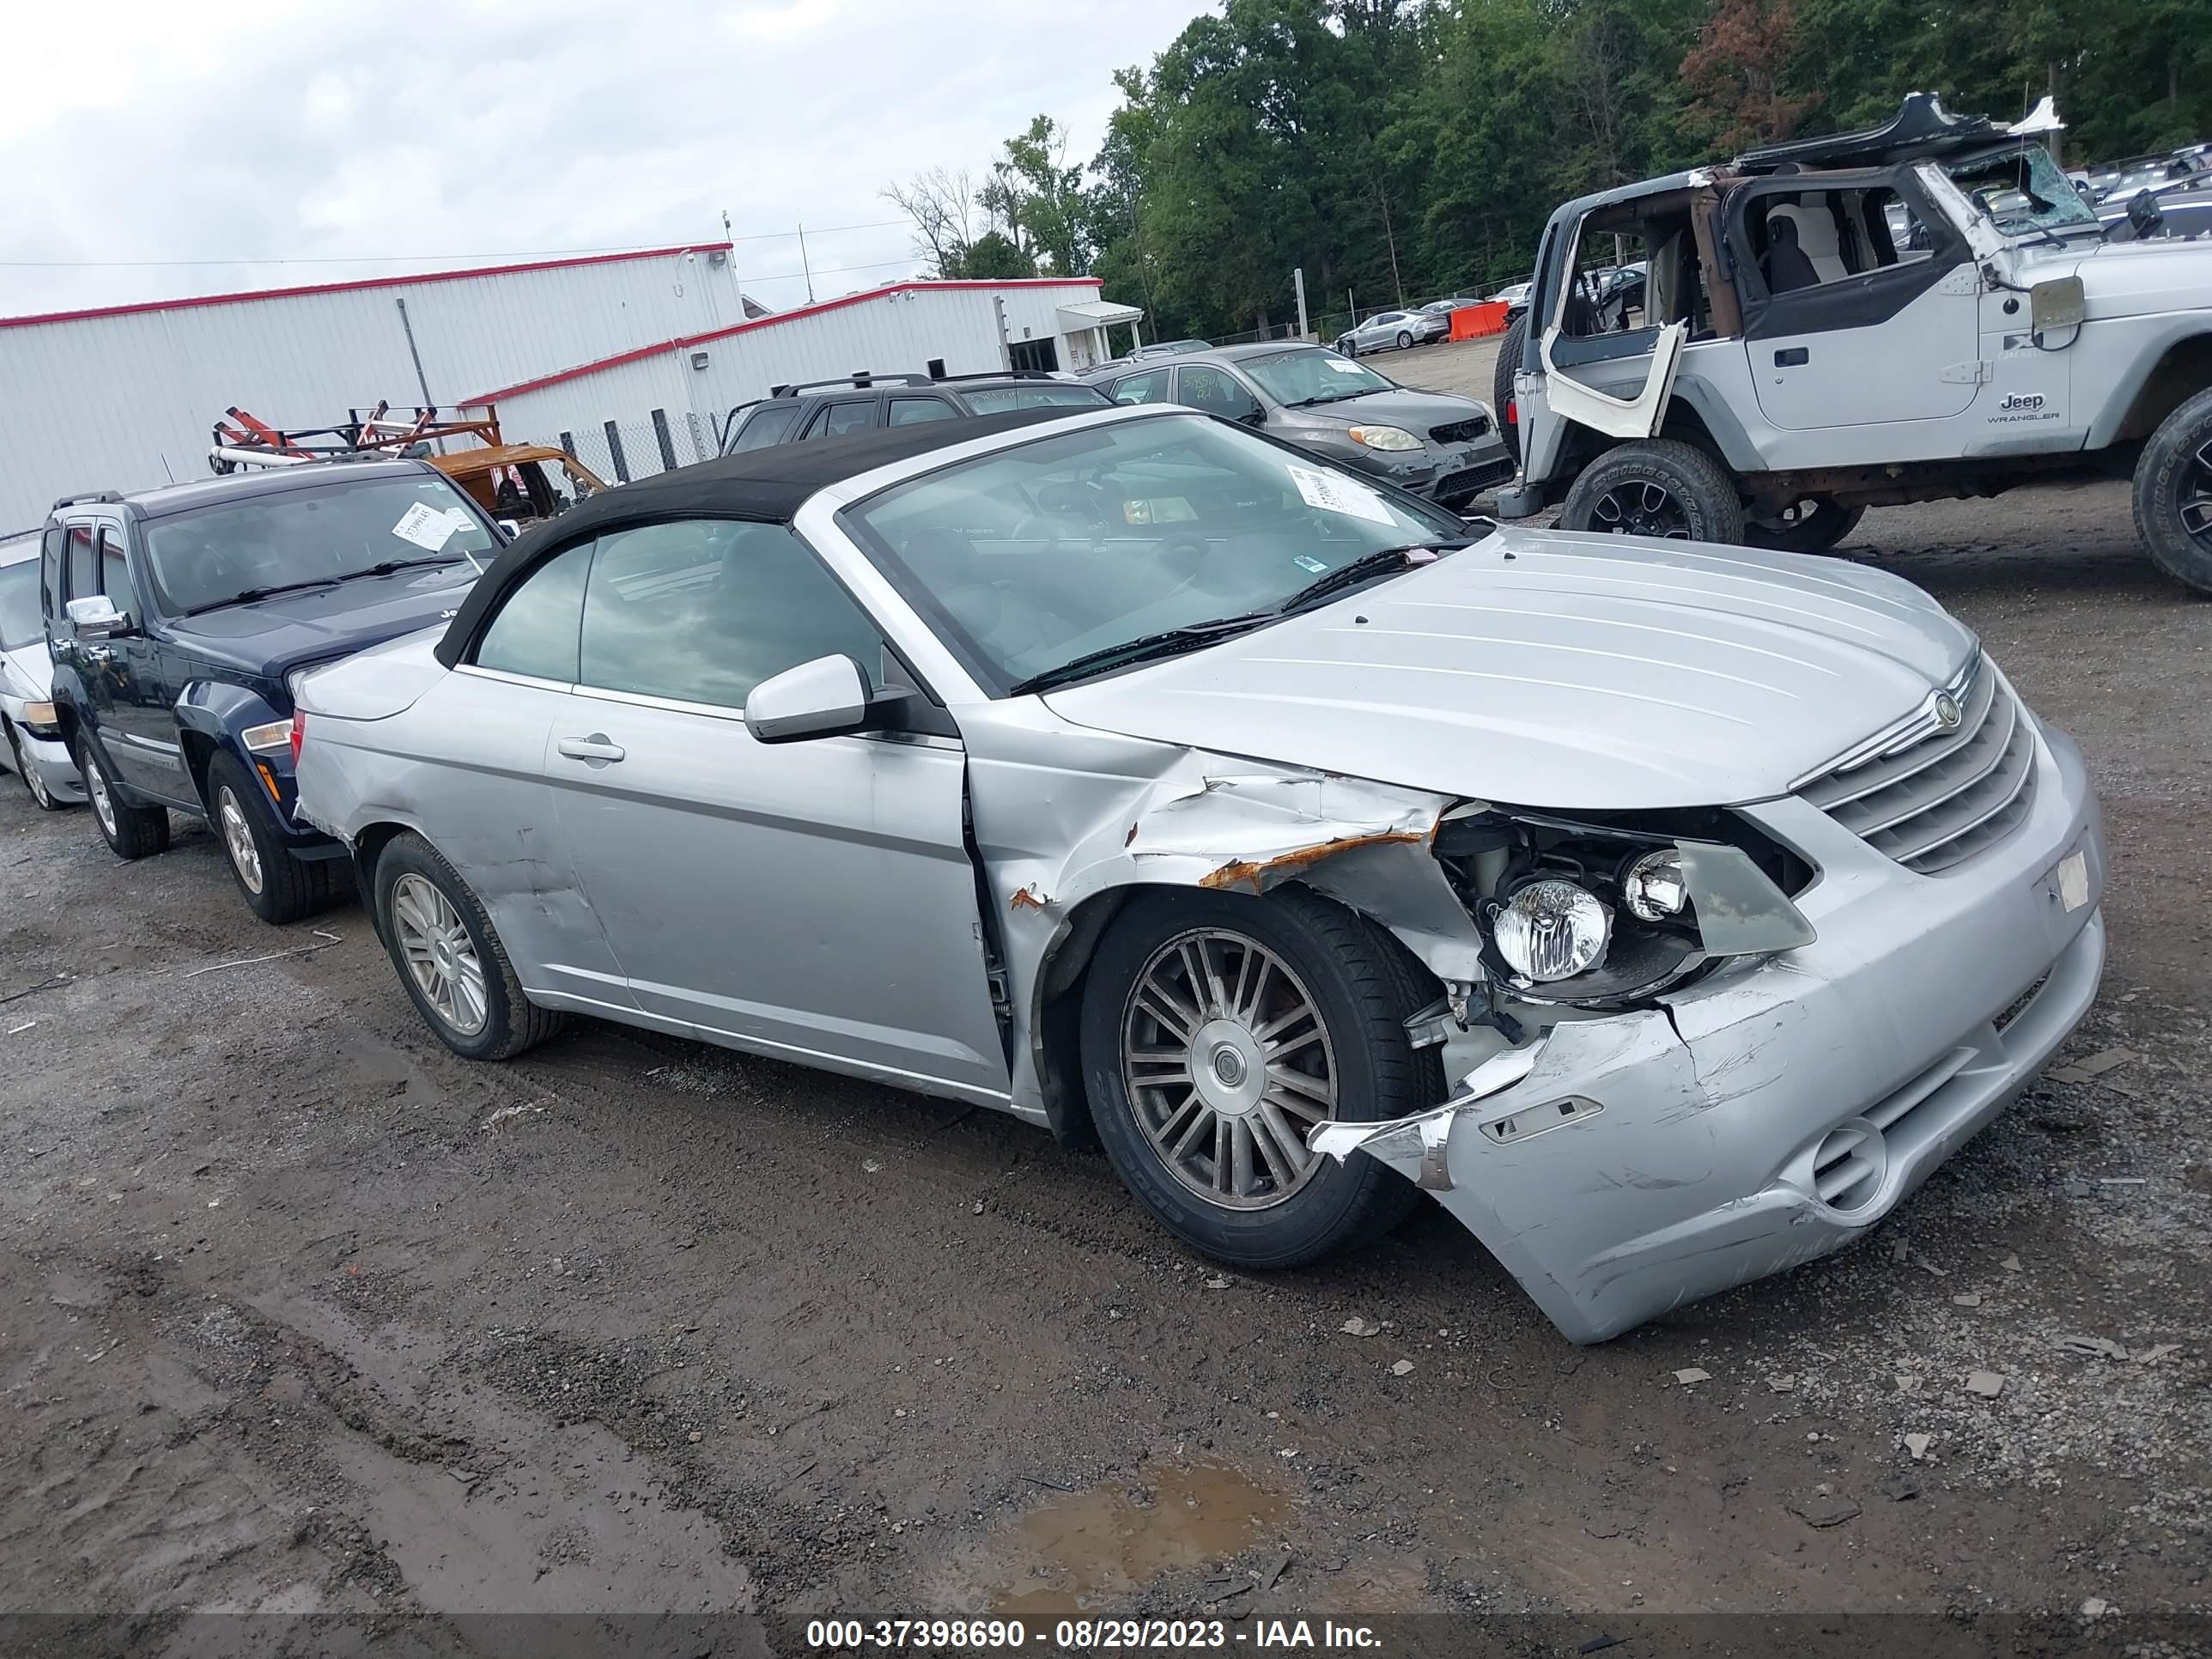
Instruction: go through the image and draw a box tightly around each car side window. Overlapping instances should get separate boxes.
[578,520,882,712]
[888,397,958,426]
[474,541,592,682]
[64,524,97,602]
[803,400,878,440]
[98,527,132,611]
[1176,366,1262,422]
[1112,368,1171,405]
[730,404,801,453]
[40,526,62,620]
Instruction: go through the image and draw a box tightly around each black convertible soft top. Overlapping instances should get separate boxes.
[434,405,1082,669]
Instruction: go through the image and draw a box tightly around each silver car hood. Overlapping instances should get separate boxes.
[1041,527,1976,810]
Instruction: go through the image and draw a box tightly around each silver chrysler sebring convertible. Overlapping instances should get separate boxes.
[293,404,2106,1342]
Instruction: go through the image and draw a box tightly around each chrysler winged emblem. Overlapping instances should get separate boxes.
[1933,692,1963,730]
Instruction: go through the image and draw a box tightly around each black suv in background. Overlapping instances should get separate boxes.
[720,371,1111,453]
[43,459,497,923]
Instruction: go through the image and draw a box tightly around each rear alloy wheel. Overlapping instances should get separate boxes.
[204,750,331,925]
[5,720,66,811]
[1559,439,1747,544]
[2133,386,2212,594]
[1747,496,1867,555]
[373,831,564,1061]
[77,735,171,859]
[1080,887,1438,1269]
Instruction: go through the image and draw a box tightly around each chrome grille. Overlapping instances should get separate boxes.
[1797,655,2039,874]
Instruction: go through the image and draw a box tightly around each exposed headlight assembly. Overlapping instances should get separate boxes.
[1437,808,1815,1007]
[1346,424,1423,452]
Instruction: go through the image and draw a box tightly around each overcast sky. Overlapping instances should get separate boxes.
[2,0,1201,319]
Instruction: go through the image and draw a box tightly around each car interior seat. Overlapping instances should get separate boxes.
[1760,214,1823,294]
[1765,204,1847,284]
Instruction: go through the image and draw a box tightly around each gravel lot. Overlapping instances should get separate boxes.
[4,343,2208,1648]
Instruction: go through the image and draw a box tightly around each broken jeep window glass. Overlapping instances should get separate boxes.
[846,410,1466,694]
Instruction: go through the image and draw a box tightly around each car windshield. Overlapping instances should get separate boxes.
[843,410,1468,693]
[0,558,40,650]
[142,474,497,615]
[962,384,1113,414]
[1948,144,2101,234]
[1238,348,1395,407]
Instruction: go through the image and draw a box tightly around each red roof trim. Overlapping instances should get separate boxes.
[0,243,736,331]
[461,276,1107,404]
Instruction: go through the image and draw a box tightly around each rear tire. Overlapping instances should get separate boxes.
[1494,313,1529,465]
[1396,330,1413,349]
[4,720,68,811]
[205,750,331,925]
[78,735,170,860]
[373,831,564,1061]
[2133,386,2212,594]
[1559,439,1747,544]
[1079,886,1437,1270]
[1747,496,1866,554]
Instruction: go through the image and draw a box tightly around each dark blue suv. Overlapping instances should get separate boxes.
[43,459,496,923]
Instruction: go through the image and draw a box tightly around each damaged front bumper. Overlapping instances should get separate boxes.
[1316,725,2107,1344]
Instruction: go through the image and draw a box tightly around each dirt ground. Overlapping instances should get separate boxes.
[3,345,2209,1653]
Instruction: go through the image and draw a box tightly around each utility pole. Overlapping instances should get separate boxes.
[1292,268,1309,340]
[721,210,746,317]
[798,221,816,304]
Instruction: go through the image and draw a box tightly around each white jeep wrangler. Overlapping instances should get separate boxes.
[1494,94,2212,592]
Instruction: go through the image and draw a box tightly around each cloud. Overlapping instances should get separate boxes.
[0,0,1200,317]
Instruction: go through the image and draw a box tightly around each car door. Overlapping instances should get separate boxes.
[90,522,191,799]
[544,516,1011,1103]
[1729,172,1984,434]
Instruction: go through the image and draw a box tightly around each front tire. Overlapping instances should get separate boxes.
[1079,886,1437,1270]
[78,735,171,859]
[1559,439,1747,544]
[2133,386,2212,593]
[1747,496,1866,554]
[204,750,331,925]
[373,831,564,1060]
[4,720,67,811]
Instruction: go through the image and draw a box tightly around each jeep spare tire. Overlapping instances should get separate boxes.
[1559,440,1747,544]
[1494,313,1528,465]
[2133,386,2212,595]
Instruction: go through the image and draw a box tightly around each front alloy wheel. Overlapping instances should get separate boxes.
[1080,887,1438,1270]
[215,781,264,896]
[1121,929,1337,1209]
[2134,386,2212,593]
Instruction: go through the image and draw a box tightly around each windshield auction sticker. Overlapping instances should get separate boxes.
[391,503,459,551]
[1285,464,1396,526]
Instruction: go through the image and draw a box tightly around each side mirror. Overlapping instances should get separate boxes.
[744,653,872,744]
[2127,191,2166,240]
[1238,404,1268,427]
[2029,274,2087,334]
[65,595,128,639]
[496,518,523,541]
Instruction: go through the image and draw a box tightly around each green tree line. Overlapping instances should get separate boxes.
[884,0,2212,340]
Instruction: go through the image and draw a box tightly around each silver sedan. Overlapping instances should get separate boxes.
[295,404,2106,1342]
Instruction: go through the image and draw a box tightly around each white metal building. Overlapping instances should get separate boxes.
[460,278,1139,479]
[0,250,1141,531]
[0,245,763,532]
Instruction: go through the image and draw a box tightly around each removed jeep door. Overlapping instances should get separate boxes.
[1728,170,1984,434]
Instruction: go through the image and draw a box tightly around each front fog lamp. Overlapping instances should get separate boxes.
[1623,848,1689,921]
[1494,879,1611,982]
[1346,424,1422,452]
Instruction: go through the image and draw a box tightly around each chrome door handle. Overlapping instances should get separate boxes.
[557,734,626,763]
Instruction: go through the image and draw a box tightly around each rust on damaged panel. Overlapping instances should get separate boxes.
[1198,830,1427,894]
